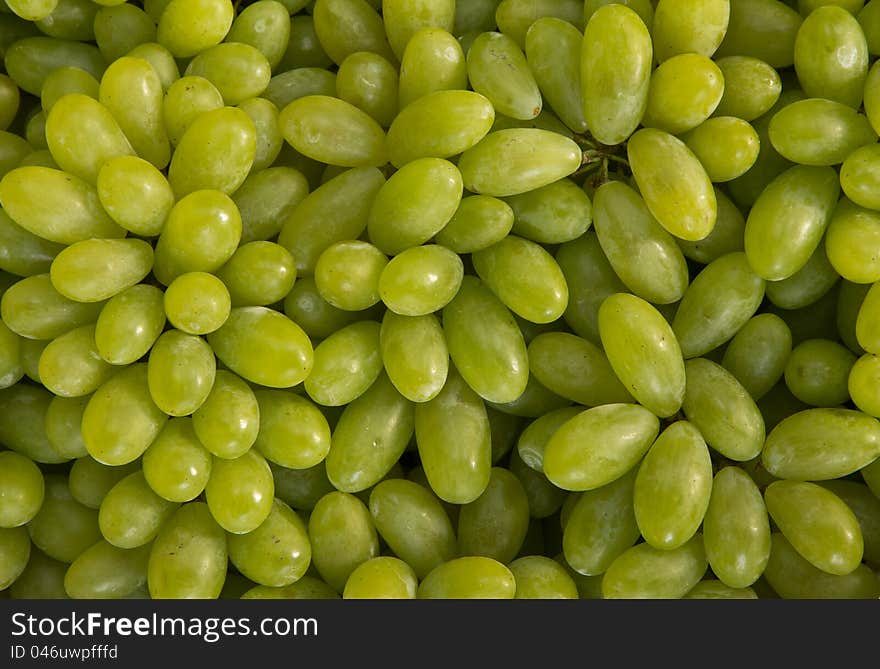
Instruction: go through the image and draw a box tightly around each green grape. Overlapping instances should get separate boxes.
[6,0,59,22]
[764,532,880,598]
[592,180,688,304]
[216,241,295,308]
[96,156,175,238]
[685,580,758,599]
[283,276,377,340]
[0,526,30,590]
[163,273,230,336]
[682,117,761,183]
[271,461,335,511]
[276,162,382,266]
[227,1,291,71]
[380,311,448,403]
[0,166,124,244]
[417,556,516,599]
[713,56,782,121]
[44,395,89,460]
[253,389,330,469]
[189,372,257,461]
[765,480,863,574]
[508,555,578,599]
[147,502,227,599]
[99,472,178,549]
[377,245,462,317]
[10,547,74,598]
[27,474,100,563]
[38,324,113,398]
[626,128,717,242]
[208,307,313,388]
[45,93,134,184]
[633,421,713,550]
[784,338,855,406]
[598,292,685,418]
[147,330,216,417]
[765,241,840,310]
[4,36,105,96]
[162,76,224,146]
[367,158,462,255]
[503,178,591,245]
[205,449,274,534]
[0,209,63,278]
[126,42,180,91]
[167,106,256,197]
[241,576,339,599]
[861,0,880,54]
[0,450,43,527]
[312,0,395,66]
[457,128,581,197]
[768,98,877,166]
[527,332,633,407]
[703,467,771,589]
[672,252,766,359]
[543,403,659,491]
[508,448,565,518]
[313,240,387,311]
[335,51,398,128]
[308,491,379,593]
[94,284,165,366]
[714,0,802,68]
[49,238,153,304]
[228,499,310,587]
[386,89,495,168]
[368,478,456,579]
[234,167,309,244]
[676,187,745,264]
[397,28,466,108]
[3,273,104,340]
[457,467,529,563]
[516,406,581,471]
[343,556,418,599]
[263,68,337,110]
[580,4,651,145]
[642,54,724,135]
[522,18,587,130]
[142,418,212,503]
[601,534,708,599]
[840,144,880,211]
[156,0,234,59]
[324,373,414,493]
[850,353,880,416]
[838,280,869,355]
[683,358,766,461]
[819,479,880,566]
[305,321,382,407]
[93,3,156,64]
[99,57,169,170]
[466,31,541,121]
[0,383,68,464]
[651,0,729,61]
[856,282,880,353]
[0,319,22,389]
[794,5,868,109]
[555,232,627,345]
[279,15,333,71]
[64,540,150,599]
[382,0,454,61]
[441,276,529,405]
[39,66,98,112]
[761,407,880,480]
[185,43,272,106]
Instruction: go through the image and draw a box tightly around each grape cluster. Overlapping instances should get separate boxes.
[1,0,880,600]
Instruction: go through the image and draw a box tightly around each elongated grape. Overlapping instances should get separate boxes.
[49,238,152,304]
[99,472,178,549]
[263,67,337,110]
[704,467,771,588]
[0,209,63,278]
[417,556,515,599]
[96,156,175,237]
[0,450,43,528]
[5,36,105,96]
[335,51,398,128]
[162,76,224,146]
[378,245,462,317]
[312,0,395,66]
[762,408,880,479]
[205,449,274,534]
[253,389,330,470]
[147,329,216,417]
[43,394,88,460]
[714,56,782,121]
[227,0,290,70]
[683,117,761,183]
[456,467,528,563]
[142,418,213,503]
[714,0,802,68]
[156,0,234,59]
[642,54,724,135]
[68,456,138,511]
[397,27,466,108]
[784,338,855,406]
[234,167,309,244]
[765,241,840,310]
[94,284,165,365]
[849,353,880,417]
[652,0,730,62]
[185,43,271,107]
[163,273,230,336]
[64,541,150,600]
[503,178,591,245]
[674,186,744,260]
[379,312,448,403]
[38,324,113,398]
[467,31,540,121]
[602,534,708,599]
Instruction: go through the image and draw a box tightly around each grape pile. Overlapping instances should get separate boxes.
[1,0,880,600]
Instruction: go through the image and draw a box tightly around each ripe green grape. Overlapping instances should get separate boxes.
[784,338,856,406]
[713,56,782,121]
[99,471,178,549]
[142,418,213,503]
[849,353,880,416]
[342,556,418,599]
[94,284,165,365]
[156,0,234,59]
[0,450,44,528]
[714,0,802,69]
[467,31,541,121]
[205,449,274,534]
[162,76,224,146]
[64,540,150,600]
[50,238,153,304]
[602,533,708,599]
[38,324,114,398]
[380,311,449,403]
[397,28,466,109]
[417,556,515,599]
[314,240,387,311]
[642,54,724,135]
[96,155,175,237]
[185,43,272,106]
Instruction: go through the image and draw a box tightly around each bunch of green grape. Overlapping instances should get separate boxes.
[2,0,880,601]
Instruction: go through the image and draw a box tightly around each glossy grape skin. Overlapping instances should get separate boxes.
[147,502,228,599]
[97,156,175,237]
[127,42,180,90]
[39,65,98,113]
[378,245,462,317]
[313,240,387,312]
[380,311,448,403]
[98,472,178,550]
[81,364,167,466]
[312,0,395,66]
[205,449,274,535]
[263,67,337,111]
[0,450,43,528]
[784,338,856,406]
[714,56,782,121]
[308,491,379,593]
[162,76,224,147]
[441,276,529,405]
[50,238,153,304]
[765,480,863,575]
[839,145,880,212]
[765,241,840,310]
[602,534,708,599]
[714,0,802,68]
[94,284,165,366]
[703,467,771,589]
[156,0,234,59]
[232,97,281,172]
[63,540,150,600]
[42,394,87,461]
[417,556,516,599]
[598,292,686,418]
[253,389,330,469]
[227,0,290,70]
[503,177,591,245]
[683,117,761,183]
[642,54,724,136]
[397,27,466,108]
[227,499,310,588]
[435,195,514,254]
[27,474,100,563]
[466,31,540,121]
[233,168,308,245]
[762,408,880,480]
[38,324,113,398]
[5,36,105,97]
[456,128,581,197]
[515,406,581,472]
[142,418,213,503]
[342,556,418,599]
[185,42,271,106]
